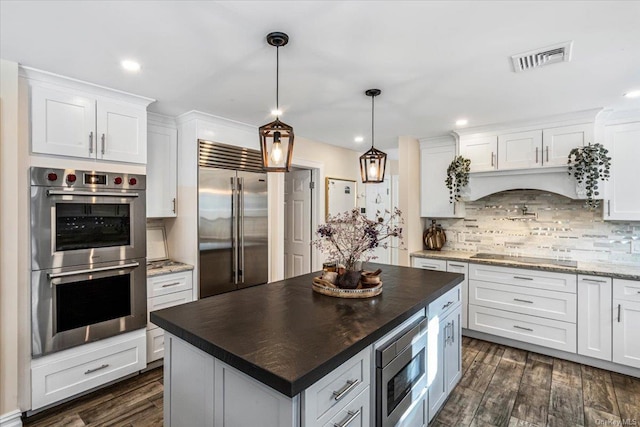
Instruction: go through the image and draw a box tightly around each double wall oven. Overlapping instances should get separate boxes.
[30,167,147,357]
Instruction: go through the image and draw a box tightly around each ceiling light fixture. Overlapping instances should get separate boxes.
[354,136,364,143]
[455,119,468,126]
[259,32,294,172]
[359,89,387,184]
[121,60,141,72]
[624,90,640,99]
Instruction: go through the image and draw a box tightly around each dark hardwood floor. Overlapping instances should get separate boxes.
[23,338,640,427]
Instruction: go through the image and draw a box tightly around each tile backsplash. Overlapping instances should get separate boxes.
[431,190,640,265]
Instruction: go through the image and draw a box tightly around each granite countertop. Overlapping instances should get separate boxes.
[411,250,640,280]
[150,263,463,397]
[146,260,194,277]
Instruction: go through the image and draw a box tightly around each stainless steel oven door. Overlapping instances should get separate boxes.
[31,258,147,357]
[377,330,428,427]
[31,187,146,270]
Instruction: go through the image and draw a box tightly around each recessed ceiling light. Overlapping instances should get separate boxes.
[271,109,282,116]
[121,60,141,72]
[354,136,364,143]
[624,90,640,98]
[455,119,468,126]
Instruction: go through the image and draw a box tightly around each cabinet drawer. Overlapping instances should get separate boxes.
[469,305,576,353]
[303,346,370,423]
[31,330,146,410]
[469,263,576,293]
[470,281,576,322]
[147,328,165,363]
[429,285,461,320]
[147,271,193,298]
[613,278,640,302]
[412,257,447,271]
[147,289,193,329]
[321,386,370,427]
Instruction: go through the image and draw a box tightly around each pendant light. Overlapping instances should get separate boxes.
[259,32,294,172]
[359,89,387,183]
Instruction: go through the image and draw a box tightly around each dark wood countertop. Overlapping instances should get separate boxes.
[150,263,463,397]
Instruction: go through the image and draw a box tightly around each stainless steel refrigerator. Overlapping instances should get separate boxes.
[198,141,268,298]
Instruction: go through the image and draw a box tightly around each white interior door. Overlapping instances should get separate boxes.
[365,179,391,265]
[284,169,312,278]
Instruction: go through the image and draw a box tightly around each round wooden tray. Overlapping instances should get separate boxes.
[312,277,382,299]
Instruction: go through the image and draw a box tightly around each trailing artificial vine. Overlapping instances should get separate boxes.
[567,143,611,210]
[445,156,471,203]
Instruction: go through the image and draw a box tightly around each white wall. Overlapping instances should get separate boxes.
[0,59,22,422]
[398,136,422,266]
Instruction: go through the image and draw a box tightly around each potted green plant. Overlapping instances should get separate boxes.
[445,156,471,203]
[567,143,611,209]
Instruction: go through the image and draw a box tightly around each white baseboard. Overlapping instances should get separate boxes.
[0,410,23,427]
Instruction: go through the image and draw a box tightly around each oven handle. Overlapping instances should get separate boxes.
[46,190,139,198]
[47,262,140,279]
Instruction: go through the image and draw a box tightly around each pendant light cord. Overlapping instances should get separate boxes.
[276,46,279,112]
[371,94,375,149]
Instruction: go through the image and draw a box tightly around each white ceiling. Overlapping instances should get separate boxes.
[1,1,639,150]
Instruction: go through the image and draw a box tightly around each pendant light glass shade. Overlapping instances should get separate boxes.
[260,32,294,172]
[360,89,387,183]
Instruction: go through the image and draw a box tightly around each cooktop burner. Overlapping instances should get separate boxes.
[470,253,578,268]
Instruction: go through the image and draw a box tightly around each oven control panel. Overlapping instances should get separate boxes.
[31,167,146,190]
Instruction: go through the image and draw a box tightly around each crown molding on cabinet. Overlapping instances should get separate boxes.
[452,108,602,138]
[19,66,155,107]
[147,112,177,129]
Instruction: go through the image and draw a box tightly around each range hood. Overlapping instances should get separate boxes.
[462,166,584,201]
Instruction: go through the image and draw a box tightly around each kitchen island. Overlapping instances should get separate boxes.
[151,263,463,427]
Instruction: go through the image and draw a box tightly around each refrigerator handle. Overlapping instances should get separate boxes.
[231,177,238,285]
[239,177,245,283]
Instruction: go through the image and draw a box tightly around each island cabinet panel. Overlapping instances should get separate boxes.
[302,346,370,426]
[214,360,298,427]
[446,261,468,329]
[428,286,462,421]
[577,275,612,361]
[165,334,214,427]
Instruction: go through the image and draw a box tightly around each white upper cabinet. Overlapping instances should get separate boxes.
[497,130,542,170]
[25,67,154,164]
[458,135,497,172]
[604,121,640,221]
[147,117,178,218]
[31,85,97,158]
[419,137,464,218]
[542,123,592,167]
[96,99,147,163]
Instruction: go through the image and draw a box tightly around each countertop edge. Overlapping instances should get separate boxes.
[150,273,464,398]
[410,251,640,281]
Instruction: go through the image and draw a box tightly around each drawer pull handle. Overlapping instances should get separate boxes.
[334,409,361,427]
[422,264,438,269]
[513,298,534,304]
[442,301,454,310]
[513,276,534,281]
[618,304,621,323]
[84,364,110,375]
[332,379,360,401]
[161,282,181,288]
[449,263,465,268]
[513,325,533,332]
[582,278,607,283]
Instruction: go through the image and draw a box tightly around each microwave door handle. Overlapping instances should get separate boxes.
[47,262,140,279]
[46,190,139,198]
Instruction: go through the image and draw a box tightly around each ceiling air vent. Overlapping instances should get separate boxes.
[511,41,573,72]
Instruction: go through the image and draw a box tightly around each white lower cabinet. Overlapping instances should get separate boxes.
[577,275,612,361]
[31,330,146,410]
[428,286,462,421]
[146,270,193,363]
[613,279,640,368]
